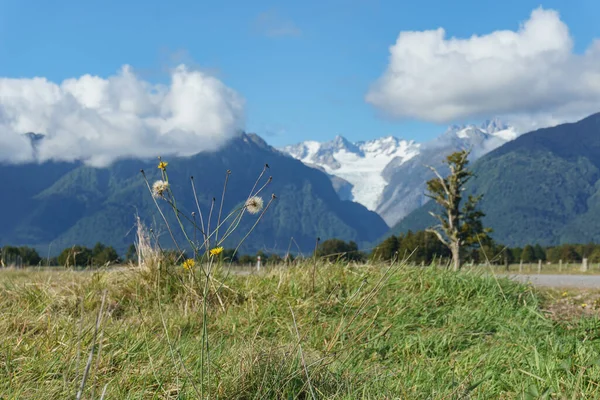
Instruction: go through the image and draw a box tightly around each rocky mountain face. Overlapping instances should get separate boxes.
[1,133,388,255]
[281,135,420,211]
[280,119,518,225]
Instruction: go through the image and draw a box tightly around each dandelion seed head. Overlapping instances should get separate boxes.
[152,180,169,198]
[245,196,264,214]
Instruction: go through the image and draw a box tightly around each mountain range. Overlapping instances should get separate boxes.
[5,112,600,255]
[1,134,388,255]
[390,112,600,247]
[280,119,518,225]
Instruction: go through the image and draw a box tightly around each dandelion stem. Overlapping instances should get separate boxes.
[215,170,230,244]
[164,187,197,256]
[161,197,243,250]
[218,168,272,245]
[231,194,276,260]
[190,176,208,243]
[251,175,273,198]
[248,164,268,201]
[141,170,182,254]
[206,198,215,253]
[192,212,198,259]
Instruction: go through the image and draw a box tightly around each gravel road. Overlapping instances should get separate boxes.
[509,274,600,289]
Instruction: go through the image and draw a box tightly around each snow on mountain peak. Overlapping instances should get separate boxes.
[444,119,516,142]
[455,128,472,139]
[279,119,518,215]
[481,118,509,133]
[280,135,420,211]
[489,126,518,141]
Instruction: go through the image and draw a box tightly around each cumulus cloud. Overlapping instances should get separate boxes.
[366,8,600,127]
[0,65,245,166]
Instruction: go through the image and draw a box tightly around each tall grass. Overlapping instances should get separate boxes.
[1,261,600,398]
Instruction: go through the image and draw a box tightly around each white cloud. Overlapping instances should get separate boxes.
[366,8,600,127]
[0,65,245,166]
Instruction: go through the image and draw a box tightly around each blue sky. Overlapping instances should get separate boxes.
[1,0,599,151]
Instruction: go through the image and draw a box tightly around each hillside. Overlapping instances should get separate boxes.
[1,133,388,255]
[389,112,600,247]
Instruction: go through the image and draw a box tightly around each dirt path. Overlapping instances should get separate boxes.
[509,274,600,289]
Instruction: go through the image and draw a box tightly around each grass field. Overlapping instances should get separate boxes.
[1,262,600,399]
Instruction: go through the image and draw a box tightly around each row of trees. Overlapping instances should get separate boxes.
[0,246,42,267]
[1,240,364,268]
[503,243,600,264]
[371,233,600,266]
[3,238,600,269]
[56,243,122,267]
[372,231,449,264]
[0,243,123,267]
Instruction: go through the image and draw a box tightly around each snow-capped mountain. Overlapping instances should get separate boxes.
[378,121,518,226]
[281,136,420,210]
[280,119,519,226]
[443,119,518,153]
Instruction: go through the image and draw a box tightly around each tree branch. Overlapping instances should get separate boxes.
[426,227,450,247]
[425,164,450,196]
[428,211,447,228]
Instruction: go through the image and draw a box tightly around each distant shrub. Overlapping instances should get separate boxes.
[56,243,121,267]
[0,246,42,267]
[317,239,364,262]
[57,245,93,267]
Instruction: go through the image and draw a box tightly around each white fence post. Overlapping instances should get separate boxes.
[581,258,588,272]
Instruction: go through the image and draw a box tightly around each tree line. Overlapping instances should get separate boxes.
[0,243,125,268]
[3,238,600,268]
[0,239,365,268]
[370,232,600,265]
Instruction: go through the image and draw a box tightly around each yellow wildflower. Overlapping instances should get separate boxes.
[210,247,224,257]
[182,258,195,270]
[562,291,568,297]
[581,303,588,308]
[158,160,168,171]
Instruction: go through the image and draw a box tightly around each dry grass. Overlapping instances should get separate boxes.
[1,260,600,398]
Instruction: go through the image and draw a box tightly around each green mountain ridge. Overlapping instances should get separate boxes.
[1,133,388,255]
[389,112,600,247]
